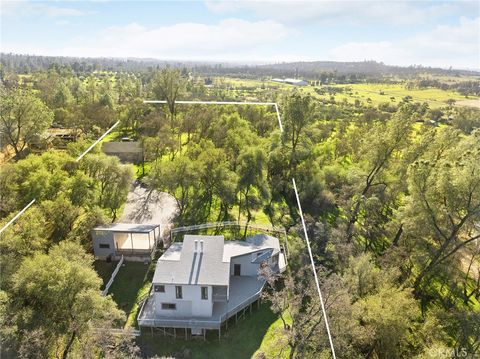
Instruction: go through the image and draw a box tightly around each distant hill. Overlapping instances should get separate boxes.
[256,61,480,77]
[1,53,479,80]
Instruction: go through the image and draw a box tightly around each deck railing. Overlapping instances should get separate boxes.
[170,221,287,242]
[137,282,266,329]
[219,282,265,323]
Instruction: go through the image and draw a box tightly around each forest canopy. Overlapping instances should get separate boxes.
[0,61,479,358]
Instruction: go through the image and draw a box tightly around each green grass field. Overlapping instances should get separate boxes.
[137,303,290,359]
[218,77,479,109]
[315,82,478,108]
[94,260,150,326]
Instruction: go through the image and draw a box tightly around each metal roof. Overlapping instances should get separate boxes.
[102,141,142,153]
[93,223,159,233]
[153,235,230,286]
[153,234,281,286]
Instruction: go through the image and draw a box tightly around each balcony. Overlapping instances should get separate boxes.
[138,276,265,329]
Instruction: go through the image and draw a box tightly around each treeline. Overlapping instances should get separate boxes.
[2,53,479,82]
[406,78,480,96]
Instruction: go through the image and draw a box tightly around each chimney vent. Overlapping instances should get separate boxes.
[200,240,204,253]
[194,240,198,252]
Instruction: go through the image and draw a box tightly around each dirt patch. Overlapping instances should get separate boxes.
[119,184,178,238]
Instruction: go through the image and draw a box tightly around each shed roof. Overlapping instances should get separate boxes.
[93,223,159,233]
[102,141,142,153]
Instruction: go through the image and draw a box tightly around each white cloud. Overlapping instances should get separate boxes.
[205,0,478,26]
[328,17,480,69]
[2,18,290,61]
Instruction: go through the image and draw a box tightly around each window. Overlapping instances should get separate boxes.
[201,286,208,300]
[271,254,278,266]
[154,285,165,293]
[161,303,176,310]
[175,286,183,299]
[99,243,110,249]
[234,264,241,276]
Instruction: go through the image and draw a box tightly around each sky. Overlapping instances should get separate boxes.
[1,0,479,69]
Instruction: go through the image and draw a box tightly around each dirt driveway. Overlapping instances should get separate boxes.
[119,183,178,239]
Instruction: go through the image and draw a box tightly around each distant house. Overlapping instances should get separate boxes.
[137,233,287,337]
[102,141,143,163]
[272,78,308,86]
[92,223,161,261]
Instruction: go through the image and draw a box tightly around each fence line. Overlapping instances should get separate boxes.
[137,283,265,329]
[102,255,124,296]
[170,221,286,241]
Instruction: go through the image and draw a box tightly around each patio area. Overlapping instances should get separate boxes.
[115,232,152,251]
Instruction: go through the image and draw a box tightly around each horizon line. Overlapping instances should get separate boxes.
[2,52,479,73]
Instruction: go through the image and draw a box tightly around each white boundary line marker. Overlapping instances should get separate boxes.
[292,178,337,359]
[144,100,276,105]
[76,121,120,161]
[0,199,36,235]
[0,121,121,234]
[146,98,336,357]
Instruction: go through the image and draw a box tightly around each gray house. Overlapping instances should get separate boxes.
[92,223,161,261]
[137,233,287,337]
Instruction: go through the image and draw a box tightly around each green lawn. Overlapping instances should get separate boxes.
[137,303,290,359]
[108,261,149,322]
[94,260,150,325]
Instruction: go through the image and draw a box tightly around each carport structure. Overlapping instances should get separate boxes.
[92,223,161,260]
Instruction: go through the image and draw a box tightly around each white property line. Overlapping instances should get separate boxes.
[292,178,337,359]
[76,121,120,161]
[143,100,283,132]
[0,199,36,235]
[102,255,124,296]
[146,99,336,356]
[0,121,121,235]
